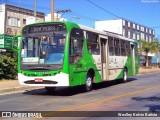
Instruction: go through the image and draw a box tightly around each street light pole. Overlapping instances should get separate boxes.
[51,0,54,21]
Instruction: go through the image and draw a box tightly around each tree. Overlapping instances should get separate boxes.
[0,52,17,79]
[139,39,160,67]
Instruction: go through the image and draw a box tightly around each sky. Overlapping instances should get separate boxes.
[1,0,160,37]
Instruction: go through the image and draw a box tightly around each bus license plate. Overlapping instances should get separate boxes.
[35,78,43,82]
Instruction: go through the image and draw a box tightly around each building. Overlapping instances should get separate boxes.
[0,4,45,36]
[95,19,155,66]
[95,19,155,42]
[45,13,67,22]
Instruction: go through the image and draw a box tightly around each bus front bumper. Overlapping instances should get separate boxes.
[18,72,69,87]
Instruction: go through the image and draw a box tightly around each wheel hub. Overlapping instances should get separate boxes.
[86,77,92,87]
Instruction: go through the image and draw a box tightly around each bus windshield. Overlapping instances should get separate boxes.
[21,24,66,67]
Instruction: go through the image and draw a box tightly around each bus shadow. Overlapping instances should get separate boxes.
[23,77,137,96]
[93,77,137,90]
[23,86,84,96]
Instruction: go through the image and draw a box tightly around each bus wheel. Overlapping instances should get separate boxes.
[45,87,56,93]
[83,74,93,92]
[122,68,128,83]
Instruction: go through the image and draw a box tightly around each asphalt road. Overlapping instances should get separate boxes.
[0,73,160,120]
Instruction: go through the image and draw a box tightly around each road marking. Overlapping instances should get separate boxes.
[60,85,160,111]
[41,85,160,117]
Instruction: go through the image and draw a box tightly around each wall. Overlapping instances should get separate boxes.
[6,10,44,35]
[95,19,123,35]
[2,4,45,36]
[0,4,5,34]
[45,13,67,22]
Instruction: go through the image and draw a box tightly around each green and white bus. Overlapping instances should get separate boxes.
[17,21,139,92]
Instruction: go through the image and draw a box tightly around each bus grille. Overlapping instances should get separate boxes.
[24,80,58,84]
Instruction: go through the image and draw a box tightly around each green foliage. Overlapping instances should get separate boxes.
[139,39,160,54]
[0,52,17,79]
[139,39,160,67]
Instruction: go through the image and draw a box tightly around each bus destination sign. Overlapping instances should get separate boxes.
[26,24,66,34]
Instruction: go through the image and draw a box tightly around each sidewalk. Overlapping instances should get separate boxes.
[0,80,36,93]
[0,80,42,93]
[0,68,160,93]
[139,67,160,74]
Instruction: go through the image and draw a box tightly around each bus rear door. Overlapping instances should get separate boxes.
[100,37,109,81]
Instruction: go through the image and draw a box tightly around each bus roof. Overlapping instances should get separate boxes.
[23,21,136,43]
[79,24,135,42]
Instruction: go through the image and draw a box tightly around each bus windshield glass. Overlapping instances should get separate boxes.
[21,23,66,66]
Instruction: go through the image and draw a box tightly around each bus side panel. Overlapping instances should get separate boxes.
[108,56,127,80]
[115,56,133,80]
[81,54,102,84]
[135,55,139,75]
[95,70,102,83]
[69,62,85,86]
[91,55,102,83]
[125,56,133,77]
[69,53,102,86]
[109,69,123,80]
[108,55,136,80]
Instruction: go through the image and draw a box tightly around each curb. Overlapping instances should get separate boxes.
[138,71,160,76]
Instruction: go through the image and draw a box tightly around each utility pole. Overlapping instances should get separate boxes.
[56,9,71,21]
[51,0,54,21]
[34,0,36,22]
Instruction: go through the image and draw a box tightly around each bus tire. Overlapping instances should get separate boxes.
[45,87,56,93]
[121,68,128,83]
[83,74,93,92]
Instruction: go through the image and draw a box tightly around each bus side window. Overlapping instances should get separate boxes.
[69,28,84,64]
[114,38,120,56]
[86,31,100,55]
[108,37,114,56]
[121,40,126,56]
[126,41,130,56]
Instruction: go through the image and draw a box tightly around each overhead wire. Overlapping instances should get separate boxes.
[86,0,160,30]
[2,0,98,22]
[70,11,98,21]
[3,0,159,29]
[86,0,121,18]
